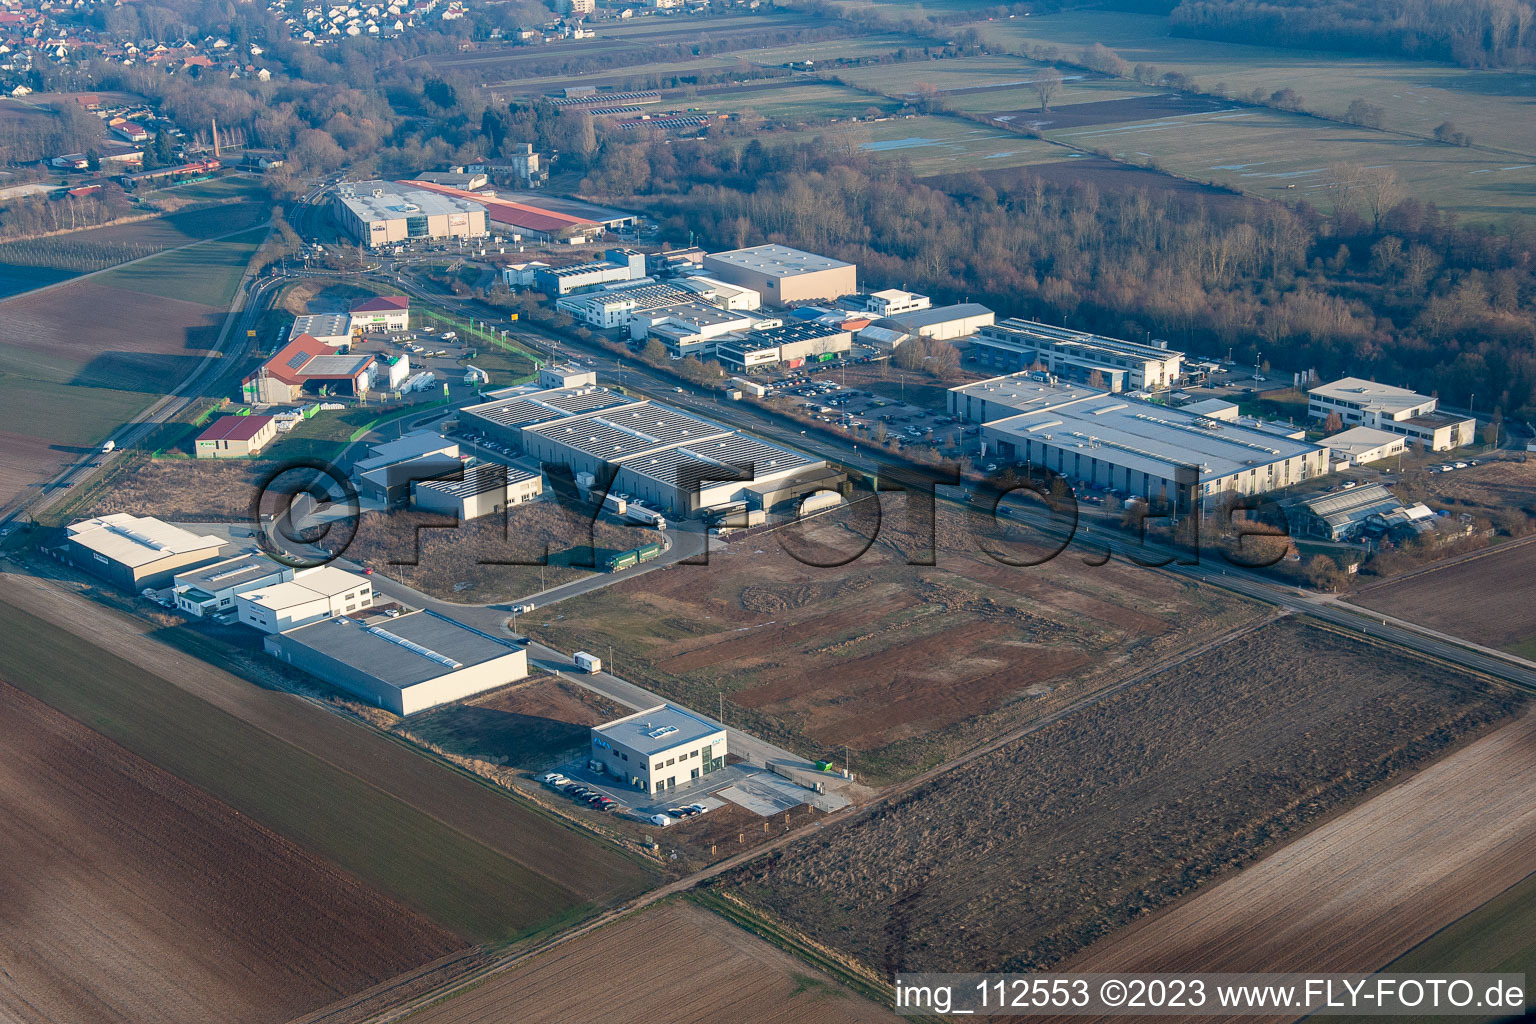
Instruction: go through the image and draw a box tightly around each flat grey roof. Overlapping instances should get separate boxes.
[355,431,457,471]
[279,610,522,688]
[596,703,721,756]
[462,386,635,430]
[527,401,732,459]
[980,317,1183,362]
[704,244,852,277]
[1309,377,1430,413]
[889,303,993,329]
[415,462,539,499]
[174,553,286,590]
[979,379,1322,481]
[337,180,483,223]
[293,313,351,337]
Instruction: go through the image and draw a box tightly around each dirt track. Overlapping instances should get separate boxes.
[401,900,900,1024]
[0,680,461,1024]
[1054,711,1536,1023]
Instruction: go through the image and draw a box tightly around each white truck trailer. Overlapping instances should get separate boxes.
[573,651,602,674]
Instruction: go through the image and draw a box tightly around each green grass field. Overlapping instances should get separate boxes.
[0,597,610,945]
[0,375,156,443]
[93,227,267,307]
[695,81,901,123]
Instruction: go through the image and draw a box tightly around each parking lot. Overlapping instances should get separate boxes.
[539,758,839,826]
[765,369,963,452]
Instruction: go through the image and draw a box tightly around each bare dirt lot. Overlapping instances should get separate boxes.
[719,619,1522,975]
[404,899,901,1024]
[0,679,462,1024]
[349,500,664,603]
[1349,539,1536,656]
[1396,456,1536,537]
[82,455,265,520]
[1060,711,1536,995]
[528,499,1260,781]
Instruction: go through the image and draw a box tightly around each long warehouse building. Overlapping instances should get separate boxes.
[950,373,1329,512]
[970,318,1184,393]
[460,383,842,517]
[333,180,487,248]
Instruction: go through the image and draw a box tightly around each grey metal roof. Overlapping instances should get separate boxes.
[527,401,731,459]
[704,244,852,276]
[889,303,993,329]
[595,703,721,757]
[336,180,483,222]
[982,383,1323,481]
[461,387,635,429]
[279,610,522,688]
[174,553,286,590]
[415,463,539,499]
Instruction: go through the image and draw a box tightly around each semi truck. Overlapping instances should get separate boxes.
[603,492,628,516]
[607,542,662,572]
[573,651,602,674]
[625,504,666,529]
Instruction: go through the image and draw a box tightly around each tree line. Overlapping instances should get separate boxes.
[1169,0,1536,69]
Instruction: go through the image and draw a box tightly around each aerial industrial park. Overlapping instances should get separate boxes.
[0,3,1534,1023]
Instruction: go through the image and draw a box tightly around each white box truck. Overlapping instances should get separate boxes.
[573,651,602,674]
[625,504,666,529]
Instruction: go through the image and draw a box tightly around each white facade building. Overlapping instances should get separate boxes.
[1308,377,1476,451]
[236,566,374,632]
[590,704,727,795]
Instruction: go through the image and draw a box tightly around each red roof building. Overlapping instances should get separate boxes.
[242,333,376,404]
[195,414,277,458]
[398,180,601,242]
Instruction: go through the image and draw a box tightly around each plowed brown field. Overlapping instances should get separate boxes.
[404,900,901,1024]
[0,680,462,1024]
[722,619,1522,976]
[1049,711,1536,1024]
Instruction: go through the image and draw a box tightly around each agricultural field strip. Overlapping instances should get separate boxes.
[0,572,654,934]
[0,681,464,1024]
[958,9,1536,156]
[1059,712,1536,1003]
[397,899,903,1024]
[0,217,271,305]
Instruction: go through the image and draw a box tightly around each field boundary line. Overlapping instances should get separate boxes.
[1347,532,1536,595]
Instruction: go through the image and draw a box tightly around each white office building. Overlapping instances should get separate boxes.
[236,566,374,633]
[590,704,727,795]
[1307,377,1475,451]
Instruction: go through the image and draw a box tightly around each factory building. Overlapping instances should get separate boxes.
[236,566,374,633]
[173,554,294,618]
[971,318,1184,393]
[637,302,766,358]
[353,431,463,507]
[400,180,606,243]
[333,180,488,248]
[1307,378,1476,451]
[534,249,646,296]
[717,322,851,372]
[702,244,857,305]
[676,275,761,310]
[195,414,278,458]
[242,333,375,404]
[350,295,410,333]
[538,364,598,389]
[1282,483,1431,542]
[464,383,842,517]
[591,704,727,795]
[887,302,995,341]
[412,463,543,520]
[264,609,529,715]
[65,513,226,591]
[950,374,1329,513]
[290,313,352,348]
[556,283,696,329]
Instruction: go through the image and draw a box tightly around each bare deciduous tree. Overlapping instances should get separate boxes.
[1034,68,1063,113]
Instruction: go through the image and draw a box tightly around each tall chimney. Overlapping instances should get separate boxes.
[211,116,220,158]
